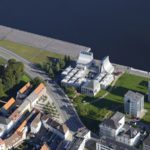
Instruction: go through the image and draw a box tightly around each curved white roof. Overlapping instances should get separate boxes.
[101,56,114,74]
[77,51,93,66]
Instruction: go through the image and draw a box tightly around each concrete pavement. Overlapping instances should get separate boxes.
[0,25,91,58]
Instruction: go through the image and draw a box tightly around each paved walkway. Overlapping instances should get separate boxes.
[0,25,90,58]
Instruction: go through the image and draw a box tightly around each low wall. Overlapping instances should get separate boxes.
[114,63,150,78]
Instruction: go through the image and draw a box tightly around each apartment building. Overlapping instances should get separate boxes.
[96,137,137,150]
[124,90,144,118]
[66,128,91,150]
[0,116,13,138]
[42,115,70,141]
[116,124,140,146]
[30,113,42,134]
[99,112,140,146]
[0,82,47,149]
[17,82,32,99]
[99,112,125,138]
[9,83,46,123]
[1,98,15,116]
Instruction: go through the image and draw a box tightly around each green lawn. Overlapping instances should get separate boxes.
[0,57,6,65]
[21,74,31,83]
[1,74,31,101]
[143,102,150,124]
[73,73,150,133]
[0,40,63,63]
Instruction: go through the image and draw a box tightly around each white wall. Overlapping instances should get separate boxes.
[31,122,41,134]
[0,121,13,138]
[116,132,140,146]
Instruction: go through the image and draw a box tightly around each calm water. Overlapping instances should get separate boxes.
[0,0,150,71]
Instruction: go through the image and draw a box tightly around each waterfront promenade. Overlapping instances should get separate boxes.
[0,25,90,58]
[0,25,149,78]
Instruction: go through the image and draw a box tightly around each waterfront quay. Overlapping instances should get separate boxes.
[0,25,149,79]
[0,25,90,58]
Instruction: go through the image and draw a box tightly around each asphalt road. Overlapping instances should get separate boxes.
[0,47,84,134]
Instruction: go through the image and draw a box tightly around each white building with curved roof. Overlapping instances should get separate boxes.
[77,51,94,69]
[100,56,114,74]
[61,51,115,96]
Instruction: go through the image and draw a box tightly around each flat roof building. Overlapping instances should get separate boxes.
[124,90,144,118]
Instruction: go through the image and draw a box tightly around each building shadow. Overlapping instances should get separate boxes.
[139,80,148,87]
[4,81,27,101]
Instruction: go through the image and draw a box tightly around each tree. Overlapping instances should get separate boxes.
[0,65,5,78]
[8,59,16,65]
[42,62,47,71]
[67,55,71,62]
[64,55,71,66]
[3,60,24,89]
[59,59,65,69]
[55,62,60,72]
[64,86,76,98]
[45,63,50,72]
[0,80,5,97]
[31,77,44,87]
[13,62,24,84]
[64,55,68,63]
[48,68,54,78]
[3,67,16,90]
[77,105,88,116]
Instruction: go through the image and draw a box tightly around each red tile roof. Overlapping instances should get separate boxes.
[3,98,15,110]
[34,83,45,95]
[19,82,31,94]
[16,120,27,133]
[9,109,20,121]
[0,138,5,145]
[40,144,50,150]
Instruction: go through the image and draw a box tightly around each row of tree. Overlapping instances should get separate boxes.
[40,55,71,78]
[0,59,24,97]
